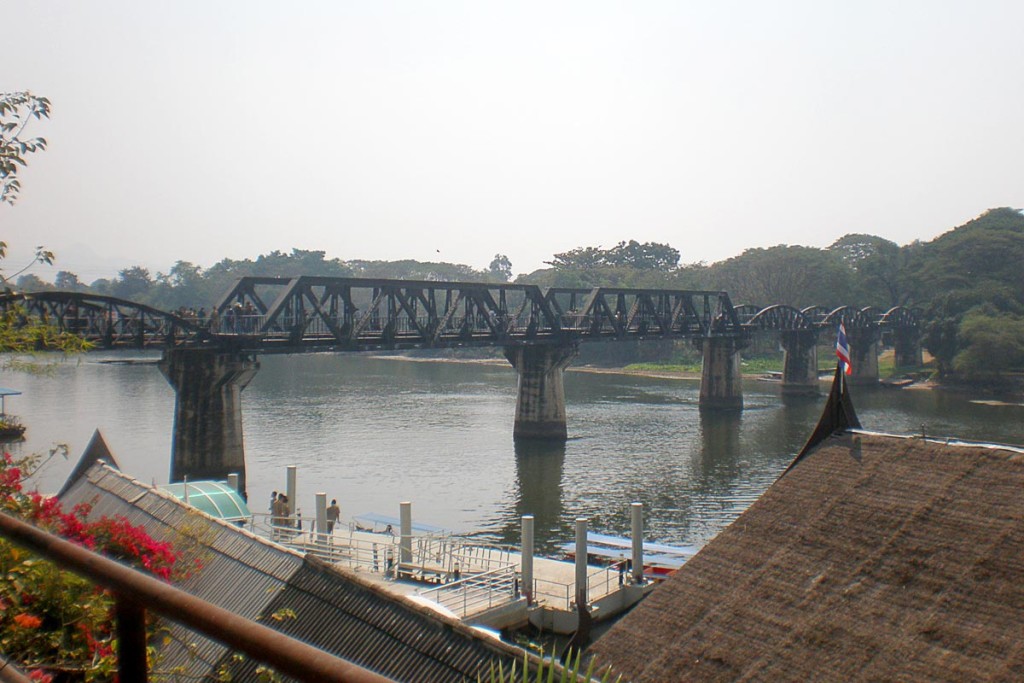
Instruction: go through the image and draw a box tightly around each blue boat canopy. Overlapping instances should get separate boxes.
[352,512,453,535]
[163,481,251,523]
[0,388,22,417]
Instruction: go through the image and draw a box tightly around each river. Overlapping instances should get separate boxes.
[3,351,1021,553]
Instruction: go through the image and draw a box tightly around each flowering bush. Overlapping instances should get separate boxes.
[0,452,187,681]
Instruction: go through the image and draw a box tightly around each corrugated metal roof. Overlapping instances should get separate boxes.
[218,557,523,683]
[59,463,526,681]
[61,465,306,675]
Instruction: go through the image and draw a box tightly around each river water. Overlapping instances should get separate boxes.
[3,351,1021,553]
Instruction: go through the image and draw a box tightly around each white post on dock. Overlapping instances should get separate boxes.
[631,502,644,584]
[285,465,297,519]
[227,473,240,493]
[521,515,534,605]
[399,501,413,566]
[315,492,327,544]
[575,518,588,607]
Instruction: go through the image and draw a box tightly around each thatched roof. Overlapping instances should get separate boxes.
[589,432,1024,681]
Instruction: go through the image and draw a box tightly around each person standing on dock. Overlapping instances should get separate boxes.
[326,499,341,534]
[273,494,288,527]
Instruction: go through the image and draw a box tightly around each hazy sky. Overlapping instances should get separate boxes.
[3,1,1022,282]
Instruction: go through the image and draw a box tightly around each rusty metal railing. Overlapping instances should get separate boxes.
[0,511,394,683]
[0,653,32,683]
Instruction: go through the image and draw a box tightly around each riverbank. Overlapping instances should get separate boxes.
[363,352,1024,399]
[368,354,852,384]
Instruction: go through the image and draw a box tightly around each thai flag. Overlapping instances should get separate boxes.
[836,323,852,376]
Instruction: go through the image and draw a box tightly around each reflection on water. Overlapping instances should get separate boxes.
[3,352,1021,553]
[485,440,569,554]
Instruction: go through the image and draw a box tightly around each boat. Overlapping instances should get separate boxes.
[0,388,26,440]
[559,532,699,580]
[880,377,915,389]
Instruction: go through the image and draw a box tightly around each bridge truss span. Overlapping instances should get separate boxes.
[213,276,743,351]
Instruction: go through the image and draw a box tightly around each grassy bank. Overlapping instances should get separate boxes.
[624,350,933,379]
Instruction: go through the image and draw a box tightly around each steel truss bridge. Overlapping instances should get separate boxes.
[0,279,924,482]
[0,278,920,351]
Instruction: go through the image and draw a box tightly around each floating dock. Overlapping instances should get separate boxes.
[251,505,694,635]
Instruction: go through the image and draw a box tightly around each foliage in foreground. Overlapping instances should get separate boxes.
[0,91,50,206]
[0,451,190,681]
[480,648,620,683]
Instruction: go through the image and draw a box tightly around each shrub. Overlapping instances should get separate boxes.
[0,452,189,681]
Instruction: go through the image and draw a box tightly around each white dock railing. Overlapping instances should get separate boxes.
[248,514,624,614]
[416,564,520,618]
[249,513,404,573]
[529,564,622,612]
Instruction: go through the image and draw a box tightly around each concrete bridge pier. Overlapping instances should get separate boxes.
[849,332,880,385]
[894,331,923,369]
[780,330,819,396]
[504,342,578,440]
[699,336,745,410]
[159,348,260,496]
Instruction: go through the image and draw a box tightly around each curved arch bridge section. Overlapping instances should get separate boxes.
[738,304,923,390]
[0,291,204,349]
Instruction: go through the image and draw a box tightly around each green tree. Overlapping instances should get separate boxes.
[488,254,513,282]
[952,310,1024,377]
[545,245,607,270]
[604,240,680,270]
[904,208,1024,309]
[88,277,114,295]
[153,260,212,308]
[545,240,680,272]
[14,273,49,292]
[54,270,85,291]
[829,233,909,307]
[533,240,683,289]
[0,91,50,205]
[707,245,852,307]
[347,258,485,281]
[907,208,1024,379]
[111,265,154,300]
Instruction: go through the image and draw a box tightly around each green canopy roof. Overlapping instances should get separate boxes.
[163,481,251,523]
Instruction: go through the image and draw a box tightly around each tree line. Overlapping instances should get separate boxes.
[12,210,1023,381]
